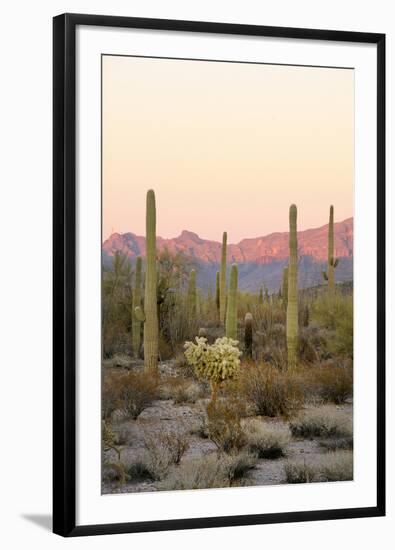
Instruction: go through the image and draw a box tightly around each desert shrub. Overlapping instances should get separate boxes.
[158,451,257,491]
[297,327,324,363]
[313,363,353,404]
[158,335,173,360]
[319,436,353,451]
[159,454,230,490]
[102,421,121,459]
[102,421,129,485]
[222,451,258,482]
[126,458,154,481]
[102,369,158,420]
[243,419,291,458]
[102,252,133,357]
[112,423,131,446]
[102,375,120,421]
[141,429,190,480]
[102,461,130,485]
[205,397,247,453]
[290,407,352,439]
[284,451,353,483]
[238,363,302,418]
[159,377,203,404]
[312,293,353,358]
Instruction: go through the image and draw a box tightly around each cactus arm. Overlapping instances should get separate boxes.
[134,306,146,323]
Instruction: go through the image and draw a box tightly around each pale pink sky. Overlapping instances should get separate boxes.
[102,56,354,243]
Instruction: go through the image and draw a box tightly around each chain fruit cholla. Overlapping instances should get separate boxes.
[184,336,241,404]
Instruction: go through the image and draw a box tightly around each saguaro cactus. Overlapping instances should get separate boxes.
[135,190,159,371]
[244,312,253,358]
[258,287,264,305]
[226,263,238,340]
[282,266,289,308]
[187,269,197,318]
[322,205,339,293]
[286,204,298,371]
[215,271,220,319]
[219,231,227,325]
[132,256,143,358]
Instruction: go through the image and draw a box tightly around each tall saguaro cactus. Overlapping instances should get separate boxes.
[219,232,227,325]
[215,271,220,320]
[187,269,197,318]
[226,263,238,340]
[244,312,253,358]
[135,190,159,371]
[323,205,339,293]
[132,256,143,358]
[286,205,298,371]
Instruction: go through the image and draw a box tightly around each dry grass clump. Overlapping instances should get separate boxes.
[284,450,353,483]
[158,451,257,491]
[158,454,229,490]
[102,369,158,420]
[159,377,204,404]
[238,363,303,418]
[289,407,352,439]
[243,419,291,458]
[319,436,353,451]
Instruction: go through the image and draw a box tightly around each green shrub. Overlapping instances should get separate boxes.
[312,293,353,358]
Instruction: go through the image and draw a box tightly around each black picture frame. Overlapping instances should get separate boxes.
[53,13,386,537]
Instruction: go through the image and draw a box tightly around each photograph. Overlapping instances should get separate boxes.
[101,54,354,494]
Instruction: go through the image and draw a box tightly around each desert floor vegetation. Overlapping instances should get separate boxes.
[102,196,353,493]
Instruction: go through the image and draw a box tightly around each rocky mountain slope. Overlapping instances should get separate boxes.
[102,218,353,292]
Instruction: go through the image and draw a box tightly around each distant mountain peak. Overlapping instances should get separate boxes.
[102,218,353,291]
[103,217,353,263]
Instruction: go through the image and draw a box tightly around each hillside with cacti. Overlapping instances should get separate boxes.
[102,191,353,494]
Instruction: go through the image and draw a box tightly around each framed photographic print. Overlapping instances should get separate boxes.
[53,13,385,537]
